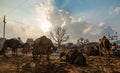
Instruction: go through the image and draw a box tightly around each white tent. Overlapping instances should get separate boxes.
[0,38,6,51]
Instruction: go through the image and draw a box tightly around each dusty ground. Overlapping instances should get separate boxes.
[0,54,120,73]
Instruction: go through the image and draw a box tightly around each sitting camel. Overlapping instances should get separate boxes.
[60,49,87,66]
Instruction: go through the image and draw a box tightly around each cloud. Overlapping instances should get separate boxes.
[101,26,115,37]
[109,7,120,15]
[48,8,73,27]
[5,19,44,42]
[114,7,120,13]
[32,0,96,42]
[38,0,93,39]
[83,24,92,34]
[0,0,104,42]
[63,20,94,42]
[1,0,74,42]
[35,0,74,30]
[98,22,105,28]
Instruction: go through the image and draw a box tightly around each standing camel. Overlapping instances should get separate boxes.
[32,36,56,61]
[99,36,111,59]
[1,38,23,57]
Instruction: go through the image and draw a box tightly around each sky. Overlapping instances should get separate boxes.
[0,0,120,43]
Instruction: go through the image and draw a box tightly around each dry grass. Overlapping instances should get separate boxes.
[0,54,120,73]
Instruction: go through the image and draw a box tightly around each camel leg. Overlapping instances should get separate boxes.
[103,48,108,60]
[2,49,7,57]
[105,49,108,60]
[107,50,110,60]
[14,50,16,56]
[39,54,41,58]
[16,49,17,57]
[106,49,110,61]
[2,46,7,57]
[15,49,17,57]
[14,49,16,56]
[3,50,7,57]
[47,54,49,60]
[99,46,102,57]
[33,54,36,61]
[12,50,15,56]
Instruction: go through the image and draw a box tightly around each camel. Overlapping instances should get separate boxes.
[22,38,34,55]
[83,46,102,56]
[1,38,23,57]
[32,36,56,61]
[99,36,111,59]
[22,43,31,55]
[60,49,87,66]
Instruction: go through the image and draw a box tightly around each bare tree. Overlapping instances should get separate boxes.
[77,38,89,48]
[50,26,69,48]
[79,38,89,44]
[79,38,84,44]
[84,39,89,44]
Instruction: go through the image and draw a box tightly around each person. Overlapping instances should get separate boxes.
[17,37,24,44]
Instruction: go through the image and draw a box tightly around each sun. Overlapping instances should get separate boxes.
[40,21,52,32]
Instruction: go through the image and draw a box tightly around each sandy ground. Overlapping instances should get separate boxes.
[0,54,120,73]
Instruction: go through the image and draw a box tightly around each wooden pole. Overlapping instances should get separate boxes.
[3,16,6,38]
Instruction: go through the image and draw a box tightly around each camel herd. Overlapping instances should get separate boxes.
[0,36,56,60]
[83,36,120,58]
[0,35,120,67]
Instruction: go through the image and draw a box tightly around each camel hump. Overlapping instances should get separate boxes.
[101,36,107,41]
[41,36,46,39]
[103,36,106,39]
[40,36,47,41]
[39,36,52,45]
[102,36,110,44]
